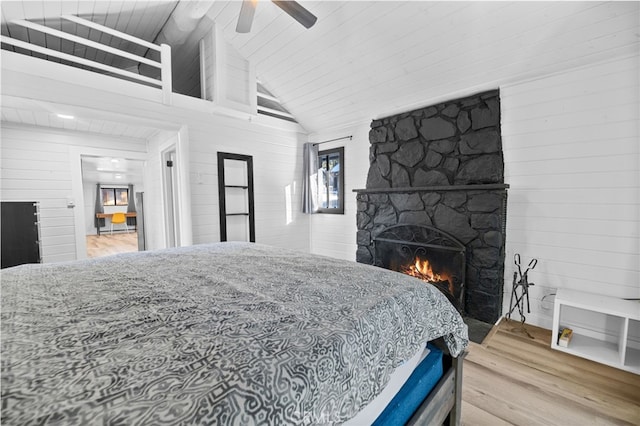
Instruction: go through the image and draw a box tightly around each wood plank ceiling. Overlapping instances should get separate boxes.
[1,1,639,135]
[0,96,164,140]
[1,1,177,69]
[216,0,639,133]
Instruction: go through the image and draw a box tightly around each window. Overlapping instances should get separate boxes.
[101,187,129,206]
[317,147,344,214]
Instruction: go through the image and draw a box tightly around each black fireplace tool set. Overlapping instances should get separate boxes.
[507,253,537,338]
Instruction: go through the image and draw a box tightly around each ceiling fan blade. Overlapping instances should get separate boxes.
[236,0,257,33]
[271,1,317,29]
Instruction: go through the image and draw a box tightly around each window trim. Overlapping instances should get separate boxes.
[101,187,129,207]
[317,146,344,215]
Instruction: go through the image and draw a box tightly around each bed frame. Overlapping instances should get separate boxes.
[407,347,467,426]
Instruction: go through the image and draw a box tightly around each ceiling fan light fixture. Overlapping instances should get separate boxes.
[272,1,317,29]
[235,0,317,33]
[236,0,258,33]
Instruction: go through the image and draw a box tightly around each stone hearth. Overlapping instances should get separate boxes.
[355,89,507,324]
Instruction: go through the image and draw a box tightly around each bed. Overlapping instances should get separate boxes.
[1,242,468,425]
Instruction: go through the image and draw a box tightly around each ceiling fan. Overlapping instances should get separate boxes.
[236,0,317,33]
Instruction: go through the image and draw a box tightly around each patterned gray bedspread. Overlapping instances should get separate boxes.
[1,242,467,425]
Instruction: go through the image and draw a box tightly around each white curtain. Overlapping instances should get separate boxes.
[302,143,319,213]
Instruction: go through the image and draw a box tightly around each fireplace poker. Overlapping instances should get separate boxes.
[522,258,538,281]
[522,258,537,313]
[508,271,519,318]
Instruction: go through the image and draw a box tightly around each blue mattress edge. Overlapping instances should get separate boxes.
[372,343,444,426]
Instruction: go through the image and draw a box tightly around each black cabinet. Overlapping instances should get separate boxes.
[1,202,41,269]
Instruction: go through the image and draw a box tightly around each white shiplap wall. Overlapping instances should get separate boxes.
[200,24,255,113]
[188,118,309,251]
[2,51,310,256]
[501,54,640,329]
[226,42,251,106]
[309,122,371,261]
[0,123,148,262]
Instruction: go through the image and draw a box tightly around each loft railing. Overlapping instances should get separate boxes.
[0,15,172,104]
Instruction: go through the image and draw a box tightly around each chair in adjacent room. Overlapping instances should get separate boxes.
[110,212,129,234]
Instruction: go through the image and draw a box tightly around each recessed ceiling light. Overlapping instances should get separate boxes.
[115,174,122,179]
[56,114,75,120]
[111,159,119,163]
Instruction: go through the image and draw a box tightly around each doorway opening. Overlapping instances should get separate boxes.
[81,155,145,258]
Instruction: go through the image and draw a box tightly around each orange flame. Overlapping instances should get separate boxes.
[404,258,454,295]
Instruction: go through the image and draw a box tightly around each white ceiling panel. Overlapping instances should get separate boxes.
[81,156,145,184]
[0,96,163,140]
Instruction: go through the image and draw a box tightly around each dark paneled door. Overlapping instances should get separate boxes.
[1,202,41,268]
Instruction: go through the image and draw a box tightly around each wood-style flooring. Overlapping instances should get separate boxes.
[86,232,138,258]
[461,319,640,425]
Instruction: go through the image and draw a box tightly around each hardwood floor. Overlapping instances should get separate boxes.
[461,319,640,425]
[86,232,138,258]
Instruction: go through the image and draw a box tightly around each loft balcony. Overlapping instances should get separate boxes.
[2,14,173,102]
[1,5,299,127]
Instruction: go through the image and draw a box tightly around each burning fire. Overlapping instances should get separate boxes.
[404,258,454,295]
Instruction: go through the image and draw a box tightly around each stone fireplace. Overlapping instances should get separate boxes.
[355,89,508,324]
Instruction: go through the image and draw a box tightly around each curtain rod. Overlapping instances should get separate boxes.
[313,135,352,146]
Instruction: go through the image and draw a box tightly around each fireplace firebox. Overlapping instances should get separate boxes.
[373,225,465,312]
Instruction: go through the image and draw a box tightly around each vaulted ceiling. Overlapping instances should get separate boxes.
[222,0,639,133]
[2,1,639,134]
